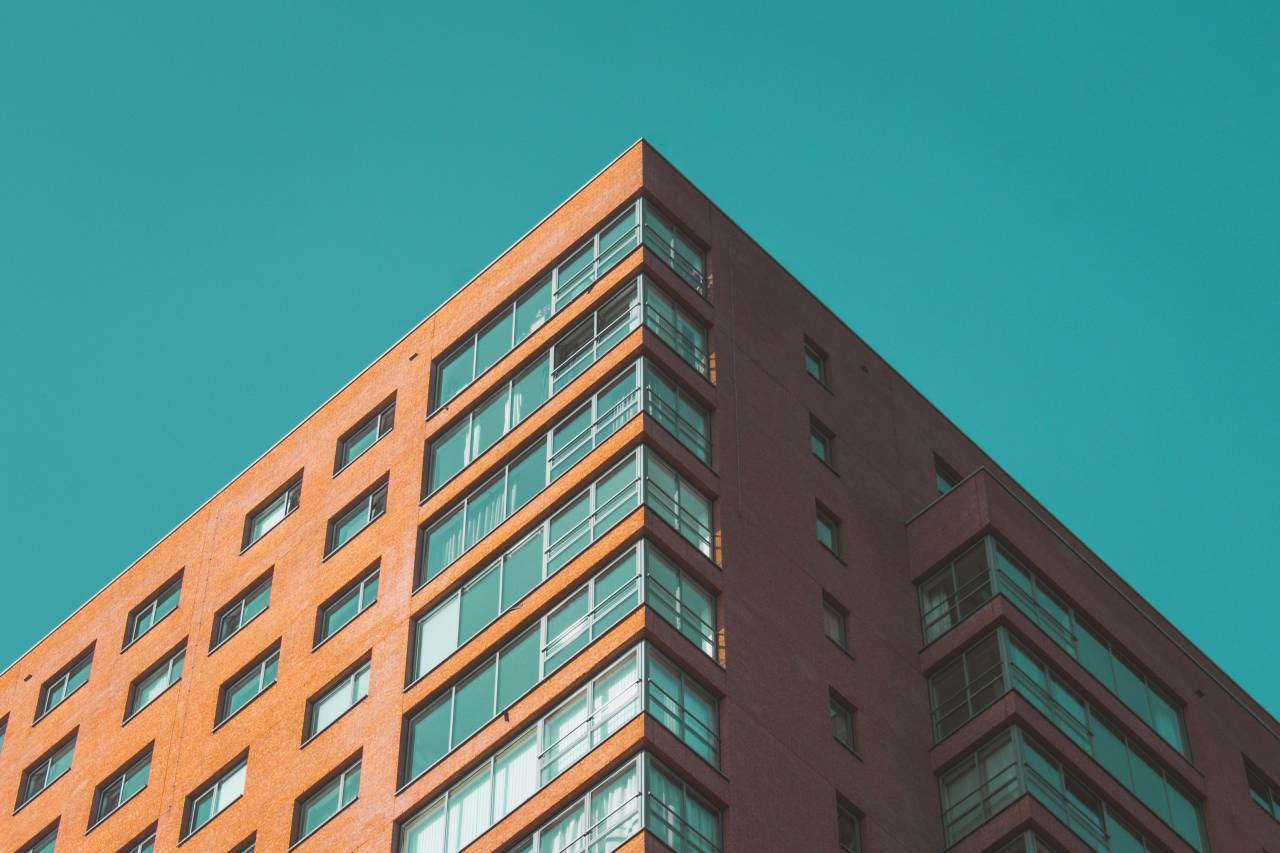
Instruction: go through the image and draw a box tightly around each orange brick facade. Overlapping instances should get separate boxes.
[2,141,1278,853]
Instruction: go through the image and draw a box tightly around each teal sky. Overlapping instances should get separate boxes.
[1,3,1276,719]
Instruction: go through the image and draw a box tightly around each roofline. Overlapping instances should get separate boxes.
[0,139,648,680]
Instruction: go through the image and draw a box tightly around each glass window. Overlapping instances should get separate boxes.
[128,647,185,718]
[317,567,379,645]
[810,420,834,465]
[245,479,301,548]
[122,831,156,853]
[1248,767,1280,821]
[823,599,847,649]
[830,695,855,750]
[297,760,360,842]
[804,343,827,383]
[437,343,475,407]
[429,420,470,493]
[816,505,840,554]
[515,278,552,343]
[935,457,961,495]
[327,482,388,554]
[837,801,862,853]
[92,749,152,826]
[21,827,57,853]
[38,650,93,717]
[218,650,279,725]
[185,759,246,838]
[452,662,498,744]
[308,661,371,739]
[338,401,395,471]
[126,576,182,647]
[212,574,272,650]
[19,736,75,806]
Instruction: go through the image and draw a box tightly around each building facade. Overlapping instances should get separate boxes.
[2,141,1278,853]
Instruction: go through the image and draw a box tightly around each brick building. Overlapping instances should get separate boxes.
[2,141,1279,853]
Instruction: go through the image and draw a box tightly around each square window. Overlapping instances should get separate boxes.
[183,757,247,839]
[830,695,855,750]
[336,400,395,472]
[211,572,272,651]
[37,649,93,719]
[837,800,863,853]
[823,599,848,650]
[816,505,841,555]
[804,342,828,384]
[124,574,182,648]
[244,477,301,549]
[810,419,834,466]
[326,481,389,556]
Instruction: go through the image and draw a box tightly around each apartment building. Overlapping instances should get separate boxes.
[1,140,1278,853]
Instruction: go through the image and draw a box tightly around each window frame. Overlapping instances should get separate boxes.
[126,642,186,721]
[810,417,835,467]
[315,563,380,648]
[822,597,849,651]
[17,731,76,810]
[210,570,273,653]
[293,755,362,844]
[935,455,962,496]
[816,503,841,556]
[837,798,863,853]
[335,397,396,474]
[182,754,248,841]
[119,825,158,853]
[242,476,302,551]
[325,478,389,557]
[804,340,829,385]
[1247,763,1280,821]
[829,692,856,752]
[36,646,94,721]
[123,572,183,650]
[89,745,153,830]
[18,823,58,853]
[304,659,372,744]
[215,646,280,727]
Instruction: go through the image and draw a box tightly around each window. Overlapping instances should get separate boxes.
[212,572,272,651]
[307,661,370,740]
[125,574,182,648]
[804,341,828,384]
[20,826,57,853]
[184,757,247,839]
[296,758,361,842]
[830,694,855,750]
[1248,765,1280,821]
[810,418,834,466]
[0,716,6,756]
[121,828,157,853]
[243,477,301,549]
[337,399,395,472]
[18,734,75,807]
[37,648,93,718]
[316,565,379,646]
[936,456,961,495]
[823,599,848,650]
[217,648,279,725]
[837,800,862,853]
[816,504,840,555]
[326,480,388,555]
[90,747,152,828]
[127,645,185,719]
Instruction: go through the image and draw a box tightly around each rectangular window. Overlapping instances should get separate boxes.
[184,757,247,839]
[217,648,279,725]
[431,202,653,412]
[124,574,182,648]
[127,645,185,719]
[243,478,301,549]
[90,747,152,828]
[823,599,848,650]
[1248,765,1280,821]
[211,572,272,651]
[917,535,1189,757]
[816,504,840,555]
[837,800,863,853]
[830,694,855,750]
[20,827,57,853]
[18,734,75,808]
[508,753,721,853]
[804,341,827,384]
[0,716,6,756]
[810,418,834,466]
[336,399,395,472]
[641,201,707,293]
[316,565,379,646]
[37,648,93,719]
[326,481,388,555]
[296,758,361,843]
[935,456,961,495]
[398,644,716,852]
[307,661,370,740]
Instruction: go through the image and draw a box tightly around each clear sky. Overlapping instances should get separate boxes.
[1,3,1276,718]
